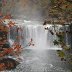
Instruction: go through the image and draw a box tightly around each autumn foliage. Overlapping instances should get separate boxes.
[0,14,22,71]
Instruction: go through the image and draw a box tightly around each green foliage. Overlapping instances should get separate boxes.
[50,0,55,5]
[0,3,2,7]
[56,32,64,45]
[53,40,59,45]
[57,50,65,58]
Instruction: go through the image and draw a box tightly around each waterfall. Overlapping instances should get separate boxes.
[20,24,62,50]
[7,19,62,50]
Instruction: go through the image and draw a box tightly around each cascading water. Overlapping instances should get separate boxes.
[20,23,62,50]
[7,20,70,72]
[23,25,48,49]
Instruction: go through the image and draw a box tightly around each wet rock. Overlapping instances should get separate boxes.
[2,43,10,48]
[0,58,20,70]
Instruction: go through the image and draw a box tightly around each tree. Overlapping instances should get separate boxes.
[0,13,22,71]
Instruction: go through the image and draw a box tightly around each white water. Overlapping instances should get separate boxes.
[7,19,62,50]
[20,23,62,50]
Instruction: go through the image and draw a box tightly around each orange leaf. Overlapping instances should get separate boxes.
[3,14,12,19]
[8,21,15,27]
[0,63,5,70]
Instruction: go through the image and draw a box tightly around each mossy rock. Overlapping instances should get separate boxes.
[57,50,65,58]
